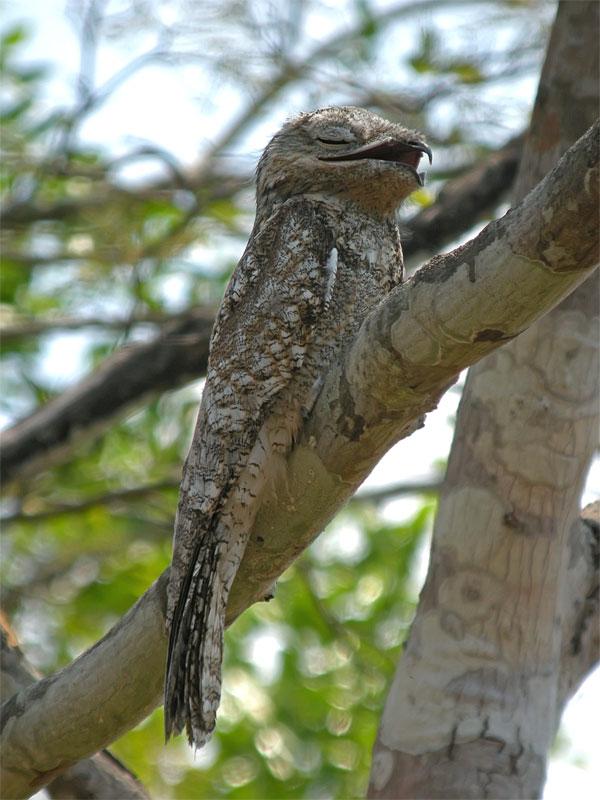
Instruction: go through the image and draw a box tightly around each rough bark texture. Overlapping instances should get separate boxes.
[0,580,166,799]
[368,3,600,798]
[0,136,522,485]
[0,619,150,800]
[0,121,597,798]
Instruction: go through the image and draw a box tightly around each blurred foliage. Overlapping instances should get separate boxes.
[113,506,433,798]
[0,0,554,796]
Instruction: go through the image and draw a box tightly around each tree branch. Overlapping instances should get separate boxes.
[353,478,442,505]
[1,121,597,798]
[2,0,484,230]
[1,478,438,614]
[1,135,522,483]
[0,309,208,342]
[2,478,179,525]
[3,477,440,527]
[0,619,149,800]
[0,170,244,226]
[44,753,150,800]
[185,0,487,178]
[1,307,214,482]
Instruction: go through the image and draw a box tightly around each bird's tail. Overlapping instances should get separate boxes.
[164,422,284,746]
[164,534,234,748]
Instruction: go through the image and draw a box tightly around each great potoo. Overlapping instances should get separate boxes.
[164,105,432,747]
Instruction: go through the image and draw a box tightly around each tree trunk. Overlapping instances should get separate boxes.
[368,3,600,798]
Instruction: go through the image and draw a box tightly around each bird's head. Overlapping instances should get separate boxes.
[256,105,431,222]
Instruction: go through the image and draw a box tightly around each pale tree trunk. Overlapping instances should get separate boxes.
[368,3,600,798]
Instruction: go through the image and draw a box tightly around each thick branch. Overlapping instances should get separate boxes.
[1,123,597,799]
[1,136,522,483]
[0,621,149,800]
[44,754,150,800]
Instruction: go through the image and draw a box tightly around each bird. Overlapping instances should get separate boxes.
[164,105,432,748]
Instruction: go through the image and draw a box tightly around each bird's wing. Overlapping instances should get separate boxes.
[167,196,337,616]
[165,198,337,744]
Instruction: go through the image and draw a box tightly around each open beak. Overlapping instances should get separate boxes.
[318,138,432,185]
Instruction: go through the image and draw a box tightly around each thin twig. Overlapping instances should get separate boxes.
[3,479,179,525]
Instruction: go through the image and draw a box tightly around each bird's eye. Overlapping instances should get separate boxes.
[317,136,352,145]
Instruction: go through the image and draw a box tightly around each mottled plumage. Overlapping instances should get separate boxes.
[165,106,431,747]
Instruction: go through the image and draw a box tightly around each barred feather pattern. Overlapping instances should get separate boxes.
[164,106,429,748]
[165,402,303,744]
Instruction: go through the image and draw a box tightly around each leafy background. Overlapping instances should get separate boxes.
[2,1,596,797]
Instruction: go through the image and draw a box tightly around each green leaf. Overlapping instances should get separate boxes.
[0,259,31,303]
[449,61,484,84]
[1,98,33,123]
[1,25,28,50]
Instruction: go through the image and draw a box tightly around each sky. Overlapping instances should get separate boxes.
[5,0,599,797]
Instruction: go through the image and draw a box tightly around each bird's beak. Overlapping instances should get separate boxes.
[318,138,432,185]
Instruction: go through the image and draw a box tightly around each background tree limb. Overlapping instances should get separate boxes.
[1,308,214,483]
[0,132,522,341]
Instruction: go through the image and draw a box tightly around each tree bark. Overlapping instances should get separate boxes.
[0,619,150,800]
[1,120,597,798]
[369,3,600,798]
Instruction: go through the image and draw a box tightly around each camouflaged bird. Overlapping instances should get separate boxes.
[164,106,432,747]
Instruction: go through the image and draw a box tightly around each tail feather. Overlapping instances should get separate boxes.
[164,534,241,748]
[165,426,282,747]
[185,565,224,745]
